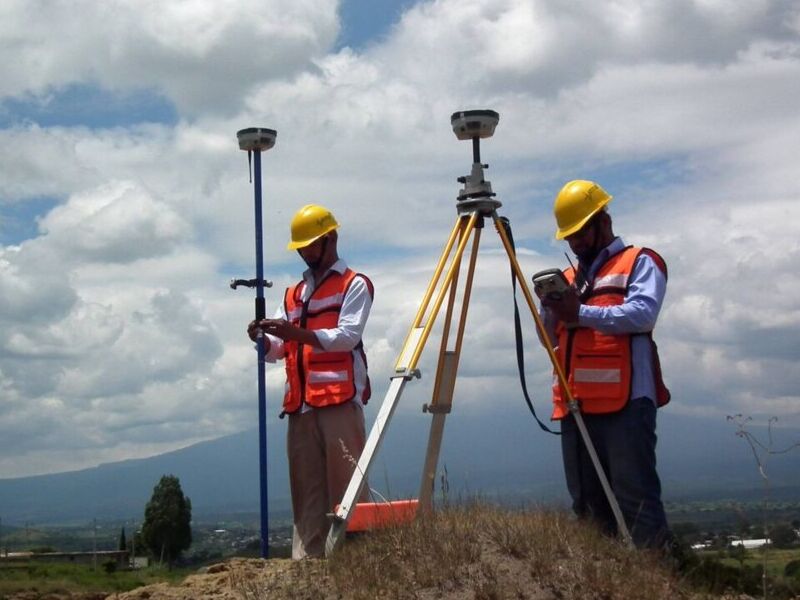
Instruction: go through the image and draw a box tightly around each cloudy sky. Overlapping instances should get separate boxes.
[1,0,799,479]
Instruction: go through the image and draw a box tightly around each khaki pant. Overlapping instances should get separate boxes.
[287,402,367,559]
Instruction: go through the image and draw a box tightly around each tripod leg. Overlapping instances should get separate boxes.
[395,217,465,372]
[325,213,480,556]
[419,223,482,511]
[491,214,635,548]
[397,213,479,373]
[418,352,457,511]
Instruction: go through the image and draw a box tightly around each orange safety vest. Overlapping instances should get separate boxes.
[551,246,670,419]
[282,268,372,415]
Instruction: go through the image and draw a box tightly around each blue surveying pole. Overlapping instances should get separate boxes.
[233,127,277,558]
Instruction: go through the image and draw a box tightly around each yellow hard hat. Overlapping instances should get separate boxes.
[553,180,613,240]
[287,204,339,250]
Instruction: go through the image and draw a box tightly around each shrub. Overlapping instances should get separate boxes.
[785,559,800,579]
[102,559,118,574]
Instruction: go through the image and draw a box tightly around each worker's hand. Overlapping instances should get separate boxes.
[541,287,580,326]
[247,320,262,342]
[247,320,273,351]
[259,318,296,340]
[249,319,321,348]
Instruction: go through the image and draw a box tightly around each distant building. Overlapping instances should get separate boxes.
[132,556,149,569]
[730,539,770,549]
[0,550,129,568]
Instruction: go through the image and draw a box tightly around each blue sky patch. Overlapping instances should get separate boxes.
[336,0,417,50]
[0,196,62,245]
[0,83,178,130]
[563,157,695,200]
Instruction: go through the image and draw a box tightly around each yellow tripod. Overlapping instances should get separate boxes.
[325,110,633,555]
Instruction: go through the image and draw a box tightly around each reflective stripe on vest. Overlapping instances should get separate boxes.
[307,369,349,383]
[282,268,372,414]
[574,367,621,383]
[551,246,670,419]
[592,272,629,290]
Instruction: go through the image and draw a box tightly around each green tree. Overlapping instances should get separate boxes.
[728,543,747,568]
[672,521,701,544]
[141,475,192,567]
[769,523,798,549]
[785,559,800,579]
[119,527,127,551]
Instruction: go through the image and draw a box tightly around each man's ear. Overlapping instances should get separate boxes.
[327,230,339,251]
[598,210,613,234]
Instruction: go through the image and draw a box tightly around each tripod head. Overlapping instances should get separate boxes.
[451,110,501,214]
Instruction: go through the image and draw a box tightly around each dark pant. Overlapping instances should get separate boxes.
[560,397,671,549]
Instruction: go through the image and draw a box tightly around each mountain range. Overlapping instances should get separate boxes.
[1,406,798,525]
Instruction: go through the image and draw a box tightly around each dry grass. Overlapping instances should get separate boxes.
[224,502,771,599]
[227,502,698,600]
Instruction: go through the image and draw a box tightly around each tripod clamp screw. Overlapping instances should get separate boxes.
[391,368,422,382]
[422,403,452,414]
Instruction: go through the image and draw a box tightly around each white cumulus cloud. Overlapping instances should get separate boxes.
[0,0,799,478]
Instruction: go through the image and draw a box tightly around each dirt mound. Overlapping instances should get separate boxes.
[102,554,557,600]
[105,558,334,600]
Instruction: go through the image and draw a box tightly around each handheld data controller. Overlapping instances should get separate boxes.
[532,268,570,300]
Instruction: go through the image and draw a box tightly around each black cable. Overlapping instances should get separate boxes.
[498,216,560,436]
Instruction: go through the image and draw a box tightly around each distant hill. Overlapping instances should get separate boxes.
[1,407,798,524]
[0,426,287,525]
